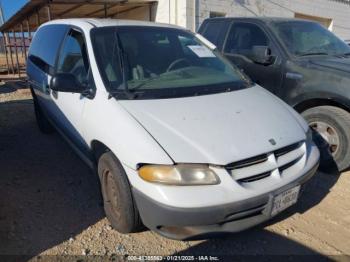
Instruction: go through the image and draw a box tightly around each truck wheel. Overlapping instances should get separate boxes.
[33,97,55,134]
[98,151,142,233]
[302,106,350,172]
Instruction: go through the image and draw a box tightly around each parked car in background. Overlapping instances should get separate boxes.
[199,17,350,172]
[27,19,319,240]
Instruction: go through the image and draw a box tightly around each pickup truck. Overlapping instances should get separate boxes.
[199,17,350,172]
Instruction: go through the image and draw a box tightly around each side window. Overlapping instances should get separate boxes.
[224,22,269,58]
[201,21,230,49]
[28,25,67,74]
[57,29,89,86]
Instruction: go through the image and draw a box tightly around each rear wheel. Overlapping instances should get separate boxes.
[32,94,55,134]
[98,151,142,233]
[302,106,350,172]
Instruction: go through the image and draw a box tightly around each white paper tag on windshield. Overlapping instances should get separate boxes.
[188,45,216,58]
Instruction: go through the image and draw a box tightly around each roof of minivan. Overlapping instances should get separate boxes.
[42,18,186,30]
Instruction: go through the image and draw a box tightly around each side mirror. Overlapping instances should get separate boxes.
[251,45,273,65]
[50,73,86,93]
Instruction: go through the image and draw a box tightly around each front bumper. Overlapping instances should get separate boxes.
[133,160,319,240]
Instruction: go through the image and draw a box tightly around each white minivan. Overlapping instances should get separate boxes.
[27,19,320,240]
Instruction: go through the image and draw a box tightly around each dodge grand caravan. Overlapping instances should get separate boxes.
[199,17,350,172]
[27,19,320,240]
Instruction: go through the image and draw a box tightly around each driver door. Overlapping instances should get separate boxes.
[223,22,283,94]
[50,28,92,151]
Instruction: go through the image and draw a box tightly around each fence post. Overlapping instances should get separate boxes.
[1,31,10,75]
[6,32,14,74]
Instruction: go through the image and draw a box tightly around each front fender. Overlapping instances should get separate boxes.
[82,90,174,170]
[290,90,350,113]
[282,60,350,112]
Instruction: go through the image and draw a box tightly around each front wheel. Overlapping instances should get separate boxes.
[98,151,143,233]
[302,106,350,172]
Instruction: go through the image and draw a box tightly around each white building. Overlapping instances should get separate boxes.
[150,0,350,40]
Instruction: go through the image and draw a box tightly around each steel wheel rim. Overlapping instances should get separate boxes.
[310,121,340,156]
[103,169,121,218]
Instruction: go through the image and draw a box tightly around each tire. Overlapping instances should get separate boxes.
[32,94,55,134]
[98,151,142,233]
[302,106,350,172]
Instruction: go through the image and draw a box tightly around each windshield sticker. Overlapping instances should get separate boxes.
[188,45,216,58]
[195,33,217,50]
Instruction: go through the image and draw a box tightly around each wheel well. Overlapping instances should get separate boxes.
[91,140,111,163]
[294,98,350,114]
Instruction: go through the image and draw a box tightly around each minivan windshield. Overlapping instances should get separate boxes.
[91,26,250,99]
[271,21,350,57]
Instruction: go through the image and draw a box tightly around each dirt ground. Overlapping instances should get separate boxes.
[0,81,349,260]
[0,54,26,68]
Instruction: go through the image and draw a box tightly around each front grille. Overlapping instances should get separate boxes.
[226,154,268,169]
[237,171,271,183]
[275,142,303,157]
[279,155,303,173]
[227,141,305,184]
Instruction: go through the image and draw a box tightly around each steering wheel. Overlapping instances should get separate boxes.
[166,58,191,72]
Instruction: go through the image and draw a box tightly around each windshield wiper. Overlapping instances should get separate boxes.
[298,52,329,57]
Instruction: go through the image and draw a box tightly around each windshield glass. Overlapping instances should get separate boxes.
[271,21,350,56]
[91,26,250,99]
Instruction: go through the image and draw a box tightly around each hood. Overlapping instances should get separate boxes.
[119,86,306,165]
[310,57,350,74]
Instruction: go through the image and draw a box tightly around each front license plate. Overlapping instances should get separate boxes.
[271,185,300,216]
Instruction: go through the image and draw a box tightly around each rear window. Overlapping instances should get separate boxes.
[28,24,68,74]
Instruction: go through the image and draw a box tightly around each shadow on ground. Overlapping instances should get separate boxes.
[175,231,331,261]
[0,99,104,256]
[0,98,340,259]
[0,81,28,95]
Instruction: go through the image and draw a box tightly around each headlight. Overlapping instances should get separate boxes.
[138,164,220,185]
